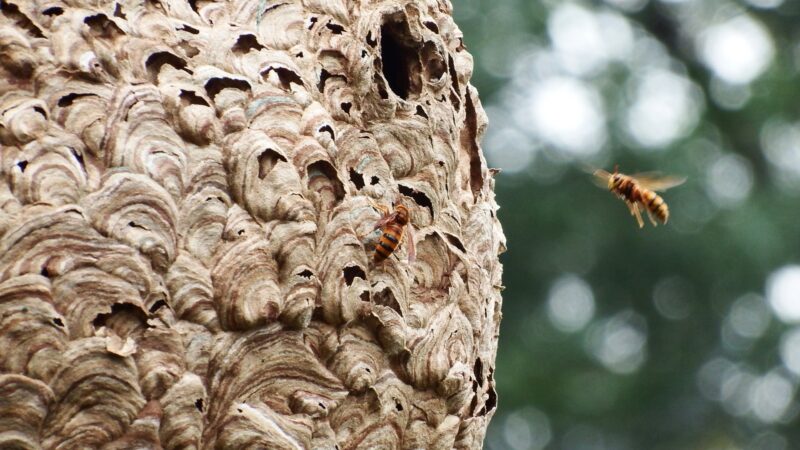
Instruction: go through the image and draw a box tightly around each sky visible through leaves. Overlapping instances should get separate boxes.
[453,0,800,448]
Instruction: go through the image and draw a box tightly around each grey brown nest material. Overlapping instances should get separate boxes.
[0,0,505,448]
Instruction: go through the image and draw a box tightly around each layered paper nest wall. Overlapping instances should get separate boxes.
[0,0,505,448]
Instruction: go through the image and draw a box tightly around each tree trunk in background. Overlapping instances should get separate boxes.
[0,0,504,448]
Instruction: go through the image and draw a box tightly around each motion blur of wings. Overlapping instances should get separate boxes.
[627,172,687,191]
[590,166,686,227]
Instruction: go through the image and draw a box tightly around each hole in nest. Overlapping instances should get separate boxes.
[379,15,422,99]
[32,106,46,118]
[421,42,445,80]
[424,21,439,33]
[366,31,377,47]
[445,233,466,253]
[318,124,335,141]
[395,401,403,411]
[128,221,147,230]
[92,302,147,328]
[232,34,265,53]
[318,402,326,409]
[341,102,352,114]
[84,14,124,39]
[370,176,379,186]
[449,88,461,112]
[258,148,287,179]
[463,90,484,196]
[343,265,366,286]
[40,266,50,277]
[149,299,167,313]
[179,90,209,107]
[307,160,345,202]
[298,269,313,278]
[16,160,28,172]
[326,22,345,34]
[52,317,64,327]
[195,399,204,411]
[398,184,433,219]
[448,55,461,111]
[307,16,317,29]
[204,77,251,100]
[113,3,126,18]
[376,76,389,100]
[42,6,63,16]
[479,385,497,416]
[360,291,371,302]
[349,168,365,190]
[58,92,92,108]
[373,287,402,316]
[317,69,331,92]
[474,358,484,387]
[179,24,199,34]
[415,105,428,119]
[469,392,478,414]
[145,51,189,80]
[262,67,303,91]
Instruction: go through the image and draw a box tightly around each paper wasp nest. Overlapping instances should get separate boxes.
[0,0,505,448]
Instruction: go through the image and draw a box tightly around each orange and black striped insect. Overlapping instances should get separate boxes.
[593,167,686,228]
[371,203,416,263]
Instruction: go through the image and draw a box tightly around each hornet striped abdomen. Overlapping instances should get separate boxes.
[375,221,405,263]
[372,204,416,263]
[639,188,669,224]
[593,168,685,228]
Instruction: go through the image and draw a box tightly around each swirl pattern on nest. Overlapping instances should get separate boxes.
[0,0,504,447]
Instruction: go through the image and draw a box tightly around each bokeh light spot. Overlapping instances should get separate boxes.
[698,15,774,85]
[546,274,596,333]
[750,370,794,423]
[709,77,752,110]
[760,119,800,182]
[766,266,800,323]
[720,365,756,417]
[548,5,633,76]
[779,327,800,377]
[728,294,770,339]
[502,407,552,450]
[722,293,771,352]
[585,311,647,374]
[652,276,694,320]
[520,76,606,157]
[705,153,754,207]
[625,69,703,149]
[697,357,736,402]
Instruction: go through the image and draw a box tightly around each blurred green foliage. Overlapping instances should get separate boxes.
[454,0,800,448]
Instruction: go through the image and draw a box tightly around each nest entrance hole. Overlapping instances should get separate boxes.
[380,14,422,100]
